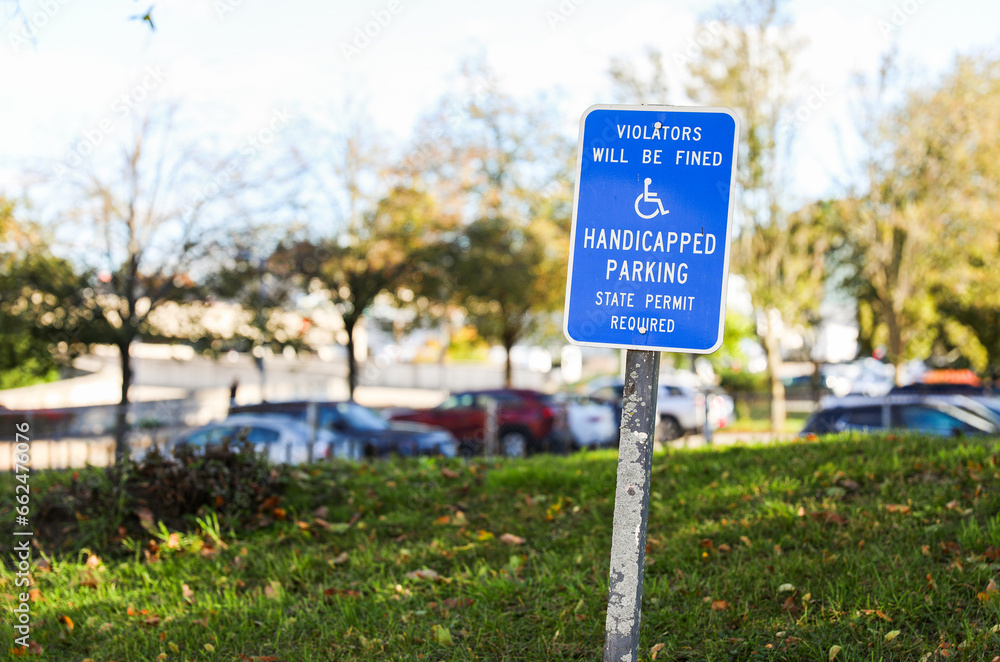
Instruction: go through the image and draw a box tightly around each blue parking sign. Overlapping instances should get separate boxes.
[563,105,739,353]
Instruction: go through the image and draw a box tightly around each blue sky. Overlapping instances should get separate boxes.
[2,0,999,202]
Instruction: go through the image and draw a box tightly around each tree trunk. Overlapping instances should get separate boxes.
[763,312,786,434]
[114,338,133,467]
[503,336,514,388]
[345,316,358,400]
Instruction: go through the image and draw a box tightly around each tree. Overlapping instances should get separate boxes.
[52,111,229,465]
[611,0,822,431]
[835,51,1000,382]
[0,198,83,389]
[407,60,573,384]
[449,215,565,386]
[279,184,453,398]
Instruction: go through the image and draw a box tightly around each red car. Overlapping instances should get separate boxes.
[388,389,568,457]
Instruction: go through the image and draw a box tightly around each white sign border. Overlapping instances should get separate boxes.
[563,103,741,354]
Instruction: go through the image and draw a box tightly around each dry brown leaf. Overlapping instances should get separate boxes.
[166,533,181,549]
[182,584,194,602]
[324,587,361,598]
[809,510,848,525]
[331,552,349,565]
[58,615,74,631]
[885,504,911,515]
[264,581,281,599]
[650,643,666,659]
[710,600,728,611]
[440,467,460,479]
[405,568,440,581]
[313,505,329,519]
[500,533,526,545]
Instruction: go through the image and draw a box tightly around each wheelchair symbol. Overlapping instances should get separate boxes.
[634,177,669,219]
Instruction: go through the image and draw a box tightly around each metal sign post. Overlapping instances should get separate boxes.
[604,349,660,662]
[562,104,739,661]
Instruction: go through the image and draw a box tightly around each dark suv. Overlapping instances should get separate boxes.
[801,395,1000,437]
[388,389,568,457]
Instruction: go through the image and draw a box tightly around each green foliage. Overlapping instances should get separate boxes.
[0,197,85,389]
[23,436,285,556]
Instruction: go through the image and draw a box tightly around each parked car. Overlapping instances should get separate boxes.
[388,389,569,457]
[165,414,358,465]
[229,401,458,458]
[551,393,618,450]
[587,378,732,441]
[801,394,1000,437]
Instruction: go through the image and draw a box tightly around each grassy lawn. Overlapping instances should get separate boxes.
[4,433,1000,660]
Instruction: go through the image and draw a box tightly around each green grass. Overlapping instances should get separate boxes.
[4,433,1000,660]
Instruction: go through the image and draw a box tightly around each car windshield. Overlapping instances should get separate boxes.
[338,403,389,431]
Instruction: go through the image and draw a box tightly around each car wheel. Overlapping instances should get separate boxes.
[500,430,529,458]
[656,416,682,441]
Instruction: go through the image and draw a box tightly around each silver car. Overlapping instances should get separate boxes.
[167,414,360,464]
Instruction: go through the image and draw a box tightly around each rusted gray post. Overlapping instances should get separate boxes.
[604,349,660,662]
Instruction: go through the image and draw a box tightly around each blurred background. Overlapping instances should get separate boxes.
[2,0,1000,465]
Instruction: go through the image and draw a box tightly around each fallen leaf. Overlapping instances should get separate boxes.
[433,624,453,645]
[442,597,474,609]
[144,614,160,627]
[885,630,901,641]
[182,584,194,602]
[296,521,310,531]
[135,507,155,531]
[324,587,361,598]
[58,614,74,631]
[829,644,842,660]
[167,533,181,549]
[809,510,848,525]
[264,581,281,599]
[717,543,732,553]
[945,499,960,510]
[168,642,180,654]
[85,554,102,569]
[500,533,526,545]
[476,530,494,541]
[204,643,216,652]
[405,568,440,581]
[313,505,329,519]
[650,643,666,659]
[885,504,911,515]
[331,552,349,565]
[778,583,796,593]
[440,467,459,479]
[711,599,728,611]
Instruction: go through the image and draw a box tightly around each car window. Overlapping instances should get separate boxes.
[184,427,228,447]
[895,405,976,436]
[438,394,476,409]
[841,406,884,430]
[242,426,282,444]
[337,403,389,431]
